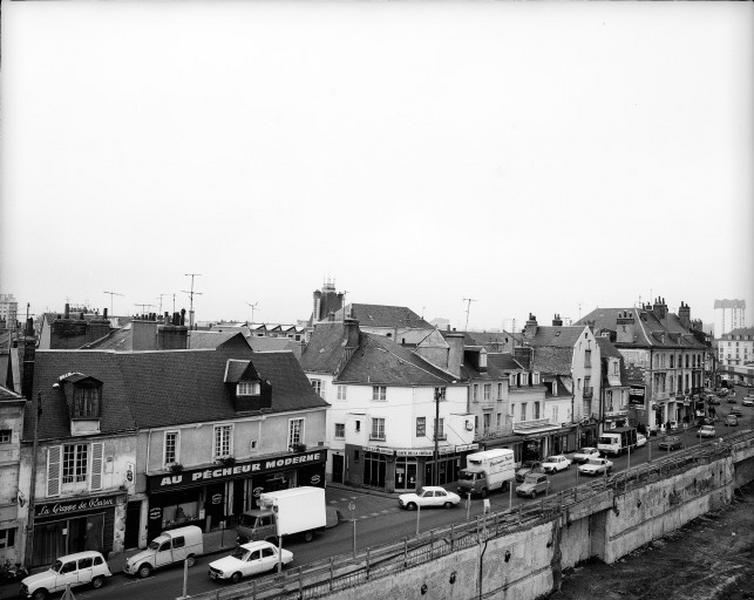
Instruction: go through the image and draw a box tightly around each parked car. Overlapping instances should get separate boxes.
[742,397,754,407]
[515,460,542,483]
[725,414,738,427]
[208,541,292,583]
[719,388,730,397]
[578,457,614,476]
[398,486,460,510]
[636,434,648,448]
[658,435,682,451]
[124,525,203,578]
[708,396,721,405]
[698,425,716,438]
[541,455,571,474]
[730,407,743,417]
[21,551,111,600]
[571,447,601,464]
[727,396,737,404]
[515,473,551,498]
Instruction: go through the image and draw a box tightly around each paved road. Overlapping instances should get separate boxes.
[35,384,754,600]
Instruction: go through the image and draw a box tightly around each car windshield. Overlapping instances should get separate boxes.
[459,471,476,481]
[598,436,615,444]
[586,458,603,465]
[578,448,595,454]
[51,560,63,572]
[231,547,249,560]
[148,538,165,551]
[524,474,541,483]
[545,456,559,462]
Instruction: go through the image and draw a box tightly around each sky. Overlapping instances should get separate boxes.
[2,2,752,332]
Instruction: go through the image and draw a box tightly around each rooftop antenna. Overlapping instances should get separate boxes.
[246,301,259,323]
[578,303,582,320]
[341,290,349,320]
[462,298,477,331]
[103,290,124,315]
[183,273,203,329]
[157,293,170,315]
[134,303,155,315]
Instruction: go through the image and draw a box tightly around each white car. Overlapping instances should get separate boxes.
[541,455,571,473]
[636,434,648,448]
[572,447,600,464]
[698,425,716,438]
[578,457,614,476]
[742,397,754,407]
[208,541,292,584]
[398,486,460,510]
[21,551,112,599]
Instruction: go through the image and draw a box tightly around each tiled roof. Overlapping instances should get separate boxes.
[336,303,432,329]
[526,326,584,348]
[531,346,573,376]
[25,346,326,439]
[300,322,351,374]
[336,333,456,386]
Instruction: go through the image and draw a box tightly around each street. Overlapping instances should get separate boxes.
[34,384,754,600]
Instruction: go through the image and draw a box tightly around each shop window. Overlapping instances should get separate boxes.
[164,430,180,467]
[372,386,387,401]
[416,417,426,437]
[288,418,304,449]
[370,418,385,441]
[0,528,15,549]
[213,425,233,459]
[334,423,345,439]
[0,429,11,444]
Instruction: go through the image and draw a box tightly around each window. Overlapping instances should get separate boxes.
[310,379,324,399]
[552,406,559,423]
[372,386,387,401]
[434,387,447,401]
[78,557,93,569]
[472,385,479,402]
[520,403,527,421]
[416,417,426,437]
[483,384,491,401]
[482,413,491,432]
[62,444,88,484]
[685,355,690,368]
[534,402,540,419]
[370,418,385,441]
[496,413,502,428]
[173,536,185,549]
[519,373,529,387]
[164,430,179,466]
[497,383,503,400]
[510,403,516,418]
[288,418,304,449]
[213,425,233,459]
[336,386,347,401]
[669,354,674,368]
[0,528,15,549]
[73,385,100,418]
[334,423,345,439]
[613,362,620,376]
[584,349,591,367]
[0,430,11,444]
[434,418,445,440]
[355,420,361,433]
[237,381,260,396]
[509,374,516,386]
[533,372,540,385]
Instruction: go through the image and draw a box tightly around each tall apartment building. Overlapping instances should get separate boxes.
[0,294,19,329]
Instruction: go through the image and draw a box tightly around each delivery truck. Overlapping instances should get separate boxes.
[237,486,328,544]
[597,426,638,456]
[457,448,516,497]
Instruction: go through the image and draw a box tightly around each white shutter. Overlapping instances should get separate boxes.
[90,442,104,491]
[47,446,62,497]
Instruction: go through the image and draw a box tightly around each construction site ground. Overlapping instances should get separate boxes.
[547,480,754,600]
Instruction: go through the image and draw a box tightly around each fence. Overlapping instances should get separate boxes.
[186,429,754,600]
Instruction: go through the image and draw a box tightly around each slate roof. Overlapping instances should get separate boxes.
[527,326,584,348]
[595,337,623,360]
[530,346,574,376]
[722,327,754,339]
[300,322,351,374]
[335,333,456,386]
[462,331,515,352]
[83,326,250,352]
[335,303,432,329]
[189,331,250,349]
[577,307,706,349]
[81,324,134,350]
[462,352,525,381]
[25,346,326,440]
[247,337,300,353]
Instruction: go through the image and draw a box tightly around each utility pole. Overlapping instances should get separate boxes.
[183,273,203,329]
[462,298,477,331]
[246,301,259,323]
[103,290,124,315]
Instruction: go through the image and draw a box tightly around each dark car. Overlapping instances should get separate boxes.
[730,407,743,417]
[515,461,542,483]
[658,435,682,451]
[727,397,737,404]
[724,414,738,427]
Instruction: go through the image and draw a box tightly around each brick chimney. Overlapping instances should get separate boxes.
[445,332,464,378]
[616,310,636,344]
[312,290,322,323]
[523,314,538,340]
[132,319,158,351]
[158,322,189,350]
[652,297,668,320]
[552,313,563,327]
[344,318,360,353]
[678,301,691,330]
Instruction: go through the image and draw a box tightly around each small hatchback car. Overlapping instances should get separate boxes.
[21,551,111,600]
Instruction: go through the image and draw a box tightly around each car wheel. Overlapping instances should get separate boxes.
[406,502,417,511]
[230,571,243,584]
[444,502,454,509]
[32,589,48,600]
[303,530,314,543]
[138,563,153,579]
[91,576,104,590]
[186,555,196,568]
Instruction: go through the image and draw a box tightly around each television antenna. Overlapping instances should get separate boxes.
[462,298,477,331]
[103,291,124,315]
[246,301,259,323]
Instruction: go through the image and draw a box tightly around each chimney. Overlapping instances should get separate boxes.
[158,322,189,350]
[132,319,158,350]
[312,290,322,323]
[445,332,464,378]
[523,313,538,339]
[552,313,563,327]
[678,301,691,330]
[21,317,36,400]
[64,303,70,320]
[103,308,108,319]
[652,297,667,320]
[616,310,636,344]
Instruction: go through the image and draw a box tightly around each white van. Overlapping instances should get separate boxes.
[123,525,203,578]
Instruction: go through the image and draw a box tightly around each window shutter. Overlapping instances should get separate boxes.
[47,446,62,497]
[90,442,104,491]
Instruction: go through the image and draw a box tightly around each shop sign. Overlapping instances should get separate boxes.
[149,507,162,520]
[455,443,479,453]
[148,450,326,492]
[36,495,118,518]
[629,386,646,406]
[364,446,394,455]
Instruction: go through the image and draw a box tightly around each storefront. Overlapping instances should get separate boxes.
[145,449,327,540]
[32,493,125,567]
[344,444,478,493]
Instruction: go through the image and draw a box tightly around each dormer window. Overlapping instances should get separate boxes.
[479,351,487,369]
[237,381,260,396]
[73,384,101,418]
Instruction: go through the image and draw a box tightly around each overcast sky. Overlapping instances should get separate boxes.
[2,2,752,331]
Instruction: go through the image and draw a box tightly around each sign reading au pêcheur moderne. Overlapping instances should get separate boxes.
[36,495,119,518]
[147,450,326,492]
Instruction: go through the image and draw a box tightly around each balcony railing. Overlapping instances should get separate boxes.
[369,434,386,442]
